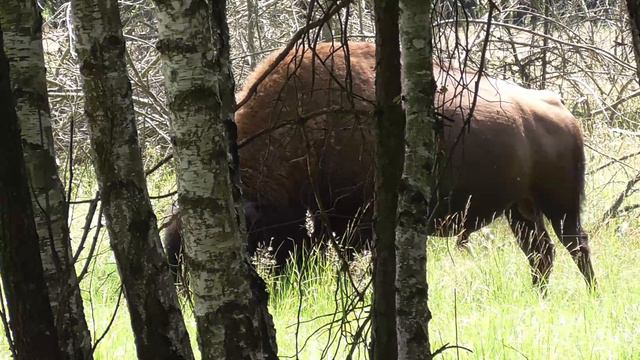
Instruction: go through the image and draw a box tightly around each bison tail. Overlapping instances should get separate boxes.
[575,131,587,211]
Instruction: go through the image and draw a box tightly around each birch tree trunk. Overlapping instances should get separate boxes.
[0,27,62,360]
[371,0,403,358]
[246,0,259,68]
[0,2,92,358]
[152,1,278,358]
[626,0,640,82]
[70,1,194,358]
[396,0,436,357]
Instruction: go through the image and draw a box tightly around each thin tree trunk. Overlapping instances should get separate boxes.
[320,0,342,41]
[70,1,194,358]
[0,27,62,360]
[246,0,259,68]
[0,2,92,357]
[371,0,403,358]
[152,1,278,358]
[626,0,640,82]
[396,0,436,357]
[358,0,366,40]
[541,0,550,89]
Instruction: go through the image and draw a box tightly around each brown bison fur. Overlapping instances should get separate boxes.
[164,42,595,288]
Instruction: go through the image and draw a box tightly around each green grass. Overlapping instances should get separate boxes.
[4,225,637,359]
[266,219,640,359]
[2,131,640,359]
[426,223,640,359]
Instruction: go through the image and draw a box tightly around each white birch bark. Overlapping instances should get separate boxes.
[0,2,92,358]
[70,1,194,358]
[152,0,278,358]
[396,0,436,357]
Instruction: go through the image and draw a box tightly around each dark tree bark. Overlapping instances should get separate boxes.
[0,26,62,360]
[69,1,194,358]
[371,0,403,358]
[0,1,92,357]
[626,0,640,82]
[152,0,278,358]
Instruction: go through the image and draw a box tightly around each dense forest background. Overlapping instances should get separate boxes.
[1,0,639,358]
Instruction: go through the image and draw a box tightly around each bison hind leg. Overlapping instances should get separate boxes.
[545,208,596,290]
[508,203,556,292]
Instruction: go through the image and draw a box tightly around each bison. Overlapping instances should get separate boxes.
[163,42,595,289]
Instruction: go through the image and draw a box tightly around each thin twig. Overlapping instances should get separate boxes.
[77,205,104,284]
[590,89,640,116]
[145,154,173,176]
[235,0,354,110]
[90,286,124,355]
[434,19,635,72]
[503,342,530,360]
[149,191,177,200]
[587,149,640,176]
[585,142,637,173]
[238,107,369,149]
[0,282,16,358]
[431,343,473,358]
[601,171,640,223]
[73,192,99,262]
